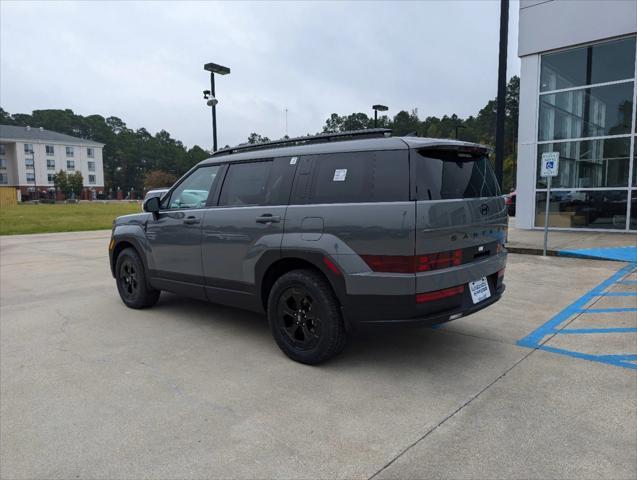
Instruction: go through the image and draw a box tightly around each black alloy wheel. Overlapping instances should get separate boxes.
[277,286,322,351]
[267,269,346,364]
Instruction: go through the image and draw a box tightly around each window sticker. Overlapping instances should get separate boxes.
[290,157,298,165]
[333,169,347,181]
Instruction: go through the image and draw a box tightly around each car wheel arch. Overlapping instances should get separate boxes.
[111,237,151,284]
[258,255,345,313]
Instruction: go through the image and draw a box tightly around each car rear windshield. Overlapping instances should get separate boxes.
[415,148,500,200]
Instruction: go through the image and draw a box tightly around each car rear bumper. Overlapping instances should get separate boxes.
[341,272,505,328]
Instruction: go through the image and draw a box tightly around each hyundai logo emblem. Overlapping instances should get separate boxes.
[480,204,489,215]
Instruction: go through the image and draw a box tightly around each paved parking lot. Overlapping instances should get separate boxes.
[1,231,636,479]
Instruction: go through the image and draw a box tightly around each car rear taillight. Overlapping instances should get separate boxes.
[416,285,465,304]
[416,249,462,272]
[361,249,462,274]
[359,255,413,273]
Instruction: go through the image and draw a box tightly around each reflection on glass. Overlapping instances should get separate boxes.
[540,36,636,92]
[536,138,630,188]
[535,190,628,229]
[538,82,633,141]
[631,192,637,230]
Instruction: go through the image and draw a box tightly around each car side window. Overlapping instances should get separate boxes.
[219,161,272,207]
[162,165,220,210]
[304,150,409,204]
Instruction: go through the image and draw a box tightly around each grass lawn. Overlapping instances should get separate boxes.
[0,202,142,235]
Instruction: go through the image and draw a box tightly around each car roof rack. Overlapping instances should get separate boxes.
[213,128,392,156]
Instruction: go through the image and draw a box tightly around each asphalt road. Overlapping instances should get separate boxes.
[1,230,636,479]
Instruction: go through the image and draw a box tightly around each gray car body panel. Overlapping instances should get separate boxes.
[110,136,507,326]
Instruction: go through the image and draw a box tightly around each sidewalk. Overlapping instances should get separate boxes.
[506,217,637,261]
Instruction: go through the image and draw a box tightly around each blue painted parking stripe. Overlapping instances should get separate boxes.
[598,354,637,361]
[517,262,637,347]
[594,291,637,297]
[558,246,637,263]
[579,307,637,314]
[536,345,637,370]
[557,327,637,334]
[518,262,637,370]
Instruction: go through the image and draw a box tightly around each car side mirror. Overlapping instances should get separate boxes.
[143,196,160,213]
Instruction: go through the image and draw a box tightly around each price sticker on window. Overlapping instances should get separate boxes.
[333,169,347,181]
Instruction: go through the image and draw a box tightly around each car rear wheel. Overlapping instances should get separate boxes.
[268,269,346,365]
[115,247,160,309]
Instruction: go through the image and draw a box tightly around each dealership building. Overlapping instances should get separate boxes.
[516,0,637,231]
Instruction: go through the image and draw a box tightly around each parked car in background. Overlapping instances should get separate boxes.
[505,190,516,216]
[109,130,508,364]
[144,188,169,201]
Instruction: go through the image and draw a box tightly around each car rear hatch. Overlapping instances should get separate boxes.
[412,145,507,314]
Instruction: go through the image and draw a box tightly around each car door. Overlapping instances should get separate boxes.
[146,164,222,299]
[201,157,296,309]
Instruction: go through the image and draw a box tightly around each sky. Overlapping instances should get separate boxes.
[0,1,520,150]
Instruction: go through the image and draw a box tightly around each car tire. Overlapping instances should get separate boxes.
[115,247,160,309]
[267,269,346,365]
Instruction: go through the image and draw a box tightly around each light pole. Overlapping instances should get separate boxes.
[495,0,509,190]
[372,104,388,128]
[455,124,466,140]
[203,62,231,152]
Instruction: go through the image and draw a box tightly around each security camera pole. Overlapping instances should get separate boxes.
[372,104,388,128]
[203,62,231,152]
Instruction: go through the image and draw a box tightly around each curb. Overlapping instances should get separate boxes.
[505,245,559,257]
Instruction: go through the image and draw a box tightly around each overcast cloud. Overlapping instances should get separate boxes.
[1,1,520,149]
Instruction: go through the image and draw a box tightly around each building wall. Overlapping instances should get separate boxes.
[519,0,637,57]
[516,0,637,231]
[10,140,104,190]
[0,143,19,185]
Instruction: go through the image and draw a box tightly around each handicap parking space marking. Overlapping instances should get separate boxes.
[518,262,637,370]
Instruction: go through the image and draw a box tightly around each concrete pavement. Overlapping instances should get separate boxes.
[1,231,635,479]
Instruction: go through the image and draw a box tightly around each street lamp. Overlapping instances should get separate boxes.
[372,104,388,128]
[204,62,231,152]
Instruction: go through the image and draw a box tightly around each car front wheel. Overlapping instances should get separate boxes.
[115,247,160,309]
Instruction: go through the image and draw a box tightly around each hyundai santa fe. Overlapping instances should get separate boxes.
[109,129,507,364]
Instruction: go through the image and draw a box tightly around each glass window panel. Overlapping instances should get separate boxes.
[535,190,628,229]
[539,82,633,141]
[540,37,636,92]
[166,165,220,209]
[219,161,272,207]
[309,151,409,204]
[536,138,631,189]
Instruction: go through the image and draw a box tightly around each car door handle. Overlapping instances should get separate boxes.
[183,216,200,225]
[256,214,281,224]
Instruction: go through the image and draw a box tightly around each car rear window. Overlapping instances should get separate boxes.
[415,148,500,200]
[300,150,409,204]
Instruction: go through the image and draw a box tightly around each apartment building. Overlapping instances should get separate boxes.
[0,124,105,200]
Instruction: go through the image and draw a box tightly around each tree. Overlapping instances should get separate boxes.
[247,133,271,144]
[53,170,70,197]
[322,113,345,133]
[144,170,178,191]
[68,172,84,198]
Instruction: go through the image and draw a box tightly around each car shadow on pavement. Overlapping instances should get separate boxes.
[151,292,496,371]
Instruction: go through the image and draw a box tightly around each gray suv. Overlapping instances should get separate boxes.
[109,129,507,364]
